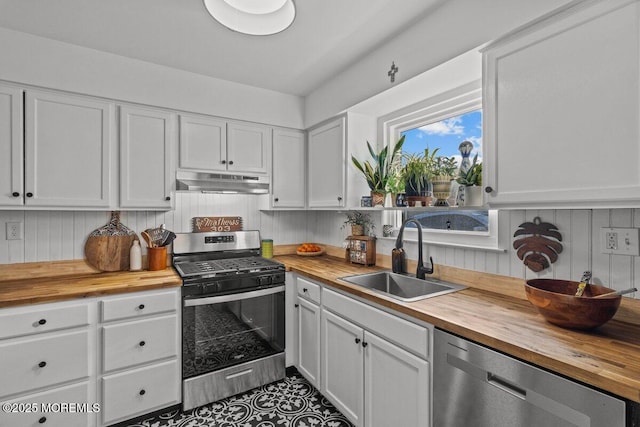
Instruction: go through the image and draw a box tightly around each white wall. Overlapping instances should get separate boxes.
[0,28,304,129]
[304,0,572,127]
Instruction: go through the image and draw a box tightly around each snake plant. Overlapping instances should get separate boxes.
[351,136,405,193]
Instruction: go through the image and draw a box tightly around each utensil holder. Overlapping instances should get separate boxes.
[148,246,167,271]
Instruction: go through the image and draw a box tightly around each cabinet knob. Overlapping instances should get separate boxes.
[37,319,47,326]
[26,192,33,198]
[12,192,19,197]
[303,288,308,293]
[294,303,299,308]
[138,304,145,310]
[337,196,343,202]
[228,160,234,165]
[38,417,46,424]
[355,338,361,344]
[139,341,146,347]
[139,389,146,396]
[38,361,47,368]
[221,160,226,164]
[274,197,279,202]
[361,342,368,348]
[484,186,493,193]
[165,196,171,201]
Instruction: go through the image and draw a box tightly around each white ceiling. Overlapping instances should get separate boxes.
[0,0,444,96]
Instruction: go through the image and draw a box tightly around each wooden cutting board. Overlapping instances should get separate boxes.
[84,212,137,272]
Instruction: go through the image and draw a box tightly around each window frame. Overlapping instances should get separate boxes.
[379,81,501,251]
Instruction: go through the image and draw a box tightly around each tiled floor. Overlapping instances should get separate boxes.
[124,368,354,427]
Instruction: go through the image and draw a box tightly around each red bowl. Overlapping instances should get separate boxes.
[525,279,621,330]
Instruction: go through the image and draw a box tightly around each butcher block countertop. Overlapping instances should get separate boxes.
[275,253,640,403]
[0,260,181,308]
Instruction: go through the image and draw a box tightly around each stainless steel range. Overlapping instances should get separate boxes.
[173,231,285,411]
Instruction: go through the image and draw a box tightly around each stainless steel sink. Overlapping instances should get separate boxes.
[339,271,466,302]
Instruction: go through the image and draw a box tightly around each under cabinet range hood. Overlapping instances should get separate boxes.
[176,171,269,194]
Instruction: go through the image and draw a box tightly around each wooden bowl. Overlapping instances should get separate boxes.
[525,279,621,330]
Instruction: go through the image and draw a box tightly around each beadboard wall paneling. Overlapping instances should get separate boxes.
[1,203,639,300]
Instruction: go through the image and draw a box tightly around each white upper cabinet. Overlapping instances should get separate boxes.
[24,90,113,208]
[120,106,175,210]
[483,0,640,208]
[272,128,305,208]
[179,116,270,175]
[308,117,345,208]
[179,114,226,172]
[0,85,23,207]
[226,121,270,174]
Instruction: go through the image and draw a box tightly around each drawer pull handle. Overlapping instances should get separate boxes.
[294,303,299,308]
[303,288,308,293]
[37,319,47,326]
[38,416,46,424]
[138,304,145,310]
[139,341,146,347]
[139,389,146,396]
[355,338,361,344]
[362,342,368,348]
[38,361,47,368]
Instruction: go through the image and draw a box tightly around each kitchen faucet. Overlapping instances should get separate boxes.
[392,218,434,279]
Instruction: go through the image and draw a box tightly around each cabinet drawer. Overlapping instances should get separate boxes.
[0,382,93,427]
[101,359,180,425]
[0,330,90,398]
[0,303,89,340]
[297,277,321,304]
[102,315,178,372]
[323,289,429,359]
[101,290,177,322]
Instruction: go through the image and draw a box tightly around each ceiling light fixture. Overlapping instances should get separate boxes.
[203,0,296,36]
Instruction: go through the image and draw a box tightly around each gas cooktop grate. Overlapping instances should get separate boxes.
[175,256,283,278]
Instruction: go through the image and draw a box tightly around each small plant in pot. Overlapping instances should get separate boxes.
[386,168,405,207]
[341,211,375,236]
[431,155,458,206]
[401,147,438,207]
[351,136,405,207]
[456,154,483,206]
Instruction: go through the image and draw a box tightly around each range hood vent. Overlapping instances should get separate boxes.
[176,171,269,194]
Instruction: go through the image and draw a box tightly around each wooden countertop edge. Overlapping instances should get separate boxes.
[276,254,640,403]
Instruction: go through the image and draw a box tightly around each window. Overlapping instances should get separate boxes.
[380,82,500,251]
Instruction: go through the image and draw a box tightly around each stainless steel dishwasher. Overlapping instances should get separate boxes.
[433,329,635,427]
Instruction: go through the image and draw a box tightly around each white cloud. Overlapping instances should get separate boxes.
[419,117,464,135]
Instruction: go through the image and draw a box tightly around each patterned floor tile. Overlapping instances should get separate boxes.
[124,370,354,427]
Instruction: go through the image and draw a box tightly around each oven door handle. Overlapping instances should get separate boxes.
[183,285,285,307]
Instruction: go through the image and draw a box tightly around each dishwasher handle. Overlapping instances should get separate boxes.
[487,372,527,400]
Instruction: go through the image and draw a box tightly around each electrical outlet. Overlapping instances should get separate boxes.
[600,227,640,256]
[6,222,23,240]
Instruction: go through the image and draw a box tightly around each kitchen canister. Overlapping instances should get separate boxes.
[261,239,273,258]
[148,246,167,271]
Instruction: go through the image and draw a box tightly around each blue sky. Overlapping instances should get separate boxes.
[401,110,482,166]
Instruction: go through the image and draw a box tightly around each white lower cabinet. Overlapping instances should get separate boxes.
[319,285,431,427]
[297,296,321,389]
[0,298,97,427]
[99,288,181,426]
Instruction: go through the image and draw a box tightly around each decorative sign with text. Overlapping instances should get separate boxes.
[193,216,243,232]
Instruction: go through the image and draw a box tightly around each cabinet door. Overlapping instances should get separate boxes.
[25,91,113,207]
[297,297,320,388]
[227,121,270,174]
[120,106,175,209]
[364,331,429,427]
[272,129,305,208]
[483,0,640,207]
[308,117,345,208]
[0,85,23,206]
[322,309,364,426]
[179,114,227,171]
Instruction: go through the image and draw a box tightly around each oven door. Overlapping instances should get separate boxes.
[182,285,285,379]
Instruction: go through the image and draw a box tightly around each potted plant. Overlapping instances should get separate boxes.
[456,154,483,206]
[401,147,438,207]
[341,211,375,236]
[386,167,405,207]
[431,155,458,206]
[351,136,405,206]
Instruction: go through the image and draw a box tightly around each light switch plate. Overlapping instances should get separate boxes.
[600,227,640,256]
